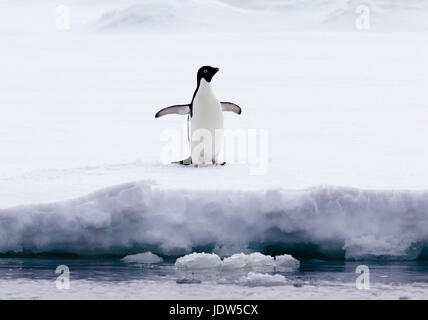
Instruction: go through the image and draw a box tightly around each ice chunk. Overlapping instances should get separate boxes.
[121,252,163,264]
[221,253,251,269]
[175,253,222,269]
[246,253,276,269]
[274,254,300,271]
[222,252,275,270]
[175,252,298,272]
[239,272,288,287]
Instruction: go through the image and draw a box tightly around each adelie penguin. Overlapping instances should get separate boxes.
[155,66,242,166]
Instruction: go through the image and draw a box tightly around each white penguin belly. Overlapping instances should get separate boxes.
[191,85,224,164]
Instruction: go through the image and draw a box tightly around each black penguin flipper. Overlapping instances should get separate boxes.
[172,156,192,165]
[221,102,242,115]
[155,104,191,118]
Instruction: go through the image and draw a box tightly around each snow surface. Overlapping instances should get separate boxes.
[1,0,428,209]
[121,251,163,263]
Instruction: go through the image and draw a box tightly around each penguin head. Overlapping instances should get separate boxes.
[197,66,219,83]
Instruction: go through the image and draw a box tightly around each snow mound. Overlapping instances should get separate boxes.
[1,181,428,260]
[121,251,163,264]
[93,0,428,32]
[238,272,288,287]
[175,253,222,269]
[95,0,245,32]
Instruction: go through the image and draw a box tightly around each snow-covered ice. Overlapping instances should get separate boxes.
[222,253,275,271]
[174,252,299,271]
[274,254,300,271]
[238,272,289,287]
[175,253,222,269]
[1,181,428,260]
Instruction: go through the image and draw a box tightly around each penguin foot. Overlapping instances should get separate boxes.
[212,161,226,166]
[172,156,192,166]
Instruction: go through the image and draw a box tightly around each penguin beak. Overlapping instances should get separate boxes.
[214,67,219,74]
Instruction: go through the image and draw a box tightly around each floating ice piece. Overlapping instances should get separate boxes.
[239,272,288,287]
[274,254,300,271]
[221,253,250,269]
[222,252,275,270]
[175,252,222,269]
[175,252,300,272]
[121,252,163,264]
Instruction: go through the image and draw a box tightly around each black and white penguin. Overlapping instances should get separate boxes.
[155,66,242,166]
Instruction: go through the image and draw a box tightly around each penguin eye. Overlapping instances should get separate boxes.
[203,69,208,74]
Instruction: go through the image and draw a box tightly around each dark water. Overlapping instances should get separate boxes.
[1,257,427,287]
